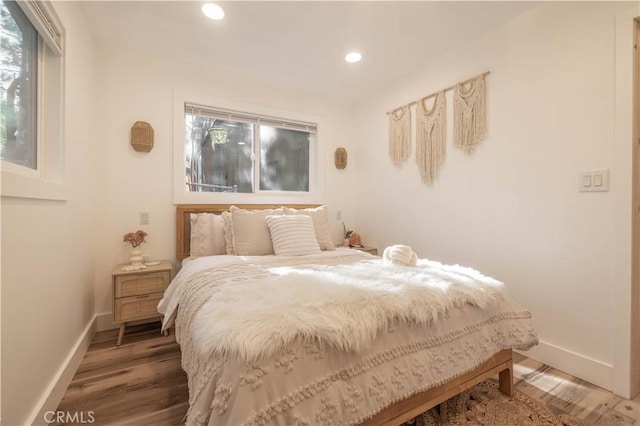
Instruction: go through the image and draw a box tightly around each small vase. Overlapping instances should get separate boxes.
[130,248,143,265]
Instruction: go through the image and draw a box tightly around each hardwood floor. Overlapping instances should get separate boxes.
[54,322,640,425]
[513,354,640,425]
[55,323,188,426]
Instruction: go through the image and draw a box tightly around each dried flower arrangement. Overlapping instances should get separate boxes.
[123,230,148,248]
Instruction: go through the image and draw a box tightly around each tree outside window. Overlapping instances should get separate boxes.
[0,0,38,170]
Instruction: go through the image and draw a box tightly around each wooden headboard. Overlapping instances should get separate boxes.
[176,204,320,260]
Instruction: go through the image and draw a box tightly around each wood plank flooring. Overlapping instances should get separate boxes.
[513,353,640,425]
[55,323,188,425]
[54,322,640,425]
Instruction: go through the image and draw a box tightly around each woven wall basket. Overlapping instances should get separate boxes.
[334,147,347,169]
[131,121,154,153]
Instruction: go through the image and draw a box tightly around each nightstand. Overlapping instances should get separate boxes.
[353,246,378,255]
[112,260,172,346]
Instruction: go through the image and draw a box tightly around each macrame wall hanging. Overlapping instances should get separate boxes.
[388,105,411,166]
[386,71,489,184]
[415,91,446,184]
[453,74,487,153]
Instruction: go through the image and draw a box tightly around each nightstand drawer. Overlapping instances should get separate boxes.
[114,293,163,322]
[114,271,170,298]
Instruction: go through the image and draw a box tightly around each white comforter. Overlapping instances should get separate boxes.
[158,249,538,426]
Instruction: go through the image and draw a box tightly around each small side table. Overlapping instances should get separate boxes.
[353,246,378,255]
[112,260,172,346]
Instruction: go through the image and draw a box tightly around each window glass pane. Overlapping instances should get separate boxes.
[0,0,38,170]
[259,126,310,192]
[185,113,253,193]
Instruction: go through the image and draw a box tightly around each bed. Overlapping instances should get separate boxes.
[159,204,538,426]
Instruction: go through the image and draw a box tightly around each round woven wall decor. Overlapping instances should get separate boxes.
[334,147,347,169]
[131,121,154,153]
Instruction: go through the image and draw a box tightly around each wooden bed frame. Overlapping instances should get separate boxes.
[175,204,514,425]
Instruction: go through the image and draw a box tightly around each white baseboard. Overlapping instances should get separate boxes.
[517,339,613,391]
[26,315,97,426]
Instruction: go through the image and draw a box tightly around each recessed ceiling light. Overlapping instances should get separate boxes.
[345,52,362,63]
[202,3,225,20]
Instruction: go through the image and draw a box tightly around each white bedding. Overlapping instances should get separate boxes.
[161,249,362,330]
[158,250,538,425]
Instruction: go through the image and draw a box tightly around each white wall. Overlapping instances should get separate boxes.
[1,2,97,424]
[92,46,359,321]
[2,4,637,423]
[353,2,638,395]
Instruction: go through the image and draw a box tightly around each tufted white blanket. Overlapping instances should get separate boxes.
[164,251,506,363]
[158,250,538,425]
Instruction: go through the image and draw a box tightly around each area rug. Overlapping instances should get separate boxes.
[408,380,582,426]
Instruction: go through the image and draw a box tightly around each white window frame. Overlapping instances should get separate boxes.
[1,0,66,201]
[173,91,324,205]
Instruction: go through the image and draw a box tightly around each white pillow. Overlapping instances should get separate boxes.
[221,211,236,255]
[231,206,284,256]
[190,213,226,257]
[265,215,321,256]
[284,206,336,251]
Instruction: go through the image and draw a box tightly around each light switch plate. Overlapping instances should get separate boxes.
[579,170,609,192]
[593,174,603,187]
[140,211,150,224]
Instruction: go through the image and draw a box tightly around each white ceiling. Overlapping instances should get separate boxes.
[80,1,536,102]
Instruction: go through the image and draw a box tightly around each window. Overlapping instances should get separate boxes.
[185,103,315,194]
[0,0,65,200]
[1,0,38,170]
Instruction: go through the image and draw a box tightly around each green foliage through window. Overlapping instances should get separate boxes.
[0,0,38,170]
[185,107,313,194]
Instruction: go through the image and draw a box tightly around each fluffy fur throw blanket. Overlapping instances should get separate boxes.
[184,254,506,363]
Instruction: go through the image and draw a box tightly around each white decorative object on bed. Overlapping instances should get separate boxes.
[166,204,538,426]
[189,213,226,257]
[383,244,418,267]
[284,205,336,251]
[221,211,235,255]
[265,215,321,256]
[230,206,284,256]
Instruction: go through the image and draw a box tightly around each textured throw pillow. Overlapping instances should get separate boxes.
[221,211,236,255]
[265,215,321,256]
[230,206,284,256]
[190,213,226,257]
[284,206,336,251]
